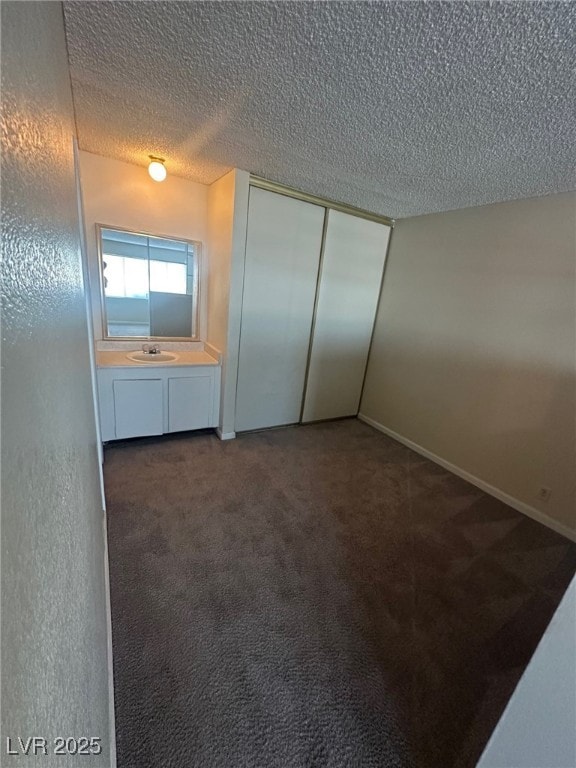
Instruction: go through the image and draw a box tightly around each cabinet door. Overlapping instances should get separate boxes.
[113,378,163,439]
[302,211,391,422]
[235,187,325,432]
[168,375,213,432]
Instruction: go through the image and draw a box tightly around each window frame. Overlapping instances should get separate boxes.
[96,224,202,341]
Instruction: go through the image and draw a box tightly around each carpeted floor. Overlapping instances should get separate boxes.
[104,419,576,768]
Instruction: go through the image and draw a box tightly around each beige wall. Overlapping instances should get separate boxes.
[361,193,576,536]
[1,2,112,764]
[78,150,208,339]
[207,170,250,436]
[207,170,237,356]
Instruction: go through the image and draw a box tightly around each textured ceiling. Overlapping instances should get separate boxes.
[63,1,575,218]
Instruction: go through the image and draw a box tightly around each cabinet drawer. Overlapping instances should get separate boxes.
[168,375,213,432]
[113,378,163,439]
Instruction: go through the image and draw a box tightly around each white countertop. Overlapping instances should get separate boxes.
[96,349,220,368]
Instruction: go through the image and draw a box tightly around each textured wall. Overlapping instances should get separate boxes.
[78,150,208,340]
[207,171,236,357]
[360,193,576,535]
[207,170,250,437]
[1,3,111,764]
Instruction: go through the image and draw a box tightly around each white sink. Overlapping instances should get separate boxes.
[127,351,179,363]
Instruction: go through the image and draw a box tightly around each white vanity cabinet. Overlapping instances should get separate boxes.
[113,377,164,439]
[167,375,214,432]
[96,361,220,442]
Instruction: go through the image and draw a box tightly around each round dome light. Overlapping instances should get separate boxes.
[148,156,167,182]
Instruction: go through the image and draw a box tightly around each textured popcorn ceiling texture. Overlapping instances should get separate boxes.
[64,1,575,218]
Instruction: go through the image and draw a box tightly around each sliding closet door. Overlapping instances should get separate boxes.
[235,187,325,432]
[302,210,391,422]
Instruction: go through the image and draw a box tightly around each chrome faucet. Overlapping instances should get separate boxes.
[142,344,160,355]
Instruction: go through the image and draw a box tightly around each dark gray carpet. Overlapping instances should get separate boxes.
[104,419,576,768]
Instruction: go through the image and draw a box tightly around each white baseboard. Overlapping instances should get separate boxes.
[357,413,576,544]
[216,428,236,441]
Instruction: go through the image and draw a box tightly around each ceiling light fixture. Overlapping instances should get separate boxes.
[148,155,167,182]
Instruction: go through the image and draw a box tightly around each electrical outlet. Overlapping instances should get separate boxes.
[538,487,552,502]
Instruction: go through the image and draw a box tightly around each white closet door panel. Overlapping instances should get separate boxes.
[236,188,325,432]
[302,211,391,422]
